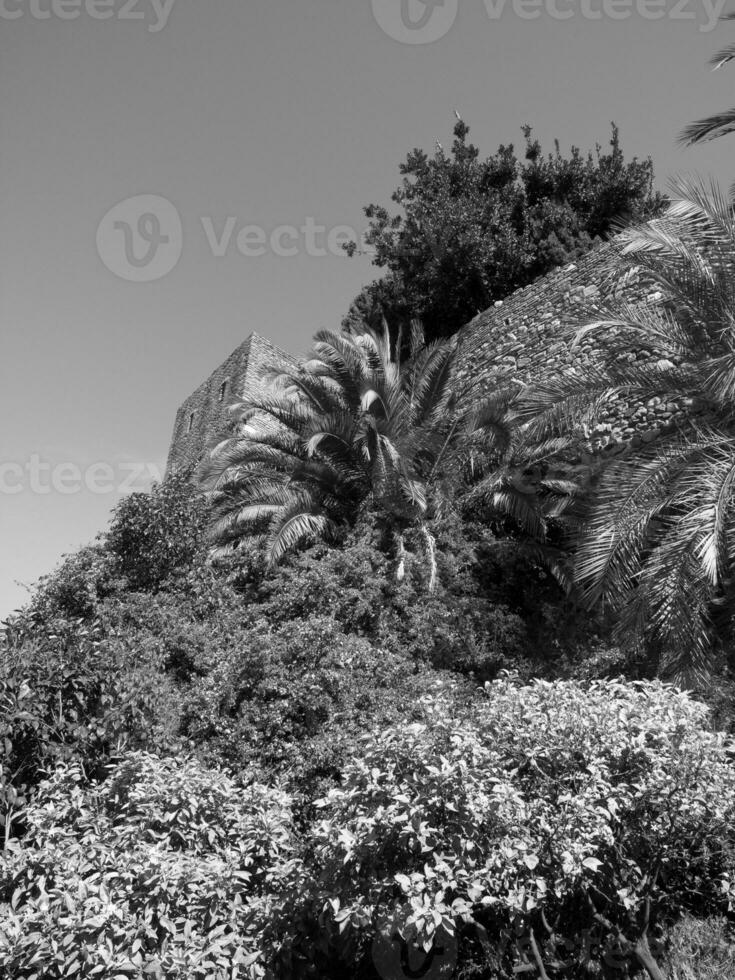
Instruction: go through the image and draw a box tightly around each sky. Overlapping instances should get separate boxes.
[2,0,735,619]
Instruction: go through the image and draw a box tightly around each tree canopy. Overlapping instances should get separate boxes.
[344,118,665,341]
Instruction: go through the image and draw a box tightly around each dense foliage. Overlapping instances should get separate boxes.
[1,482,592,816]
[202,322,572,587]
[107,476,208,591]
[265,679,735,980]
[523,178,735,681]
[2,655,734,978]
[0,753,292,979]
[344,119,664,340]
[6,126,735,980]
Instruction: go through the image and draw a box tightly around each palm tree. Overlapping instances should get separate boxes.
[522,177,735,680]
[201,322,570,591]
[681,13,735,145]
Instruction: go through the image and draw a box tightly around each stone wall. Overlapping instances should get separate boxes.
[166,242,680,475]
[165,332,296,476]
[454,241,675,453]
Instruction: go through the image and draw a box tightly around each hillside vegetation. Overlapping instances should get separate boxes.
[3,128,735,978]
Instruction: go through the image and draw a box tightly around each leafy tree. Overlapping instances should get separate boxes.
[522,178,735,681]
[5,476,209,646]
[107,474,208,592]
[345,118,664,340]
[681,14,735,144]
[8,545,121,634]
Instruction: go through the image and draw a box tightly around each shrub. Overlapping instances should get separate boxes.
[246,528,574,684]
[0,630,182,846]
[7,545,121,636]
[248,541,391,638]
[266,678,735,980]
[0,753,295,980]
[180,614,472,794]
[107,475,208,592]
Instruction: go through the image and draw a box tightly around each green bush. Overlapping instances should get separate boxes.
[4,679,735,979]
[8,474,208,638]
[245,525,581,684]
[8,545,121,636]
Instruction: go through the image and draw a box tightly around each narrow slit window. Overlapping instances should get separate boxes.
[219,380,228,402]
[187,412,195,433]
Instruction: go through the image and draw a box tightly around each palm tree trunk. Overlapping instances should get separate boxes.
[419,524,437,593]
[395,532,406,582]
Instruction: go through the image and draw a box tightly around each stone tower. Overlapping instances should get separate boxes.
[166,332,296,476]
[166,243,673,479]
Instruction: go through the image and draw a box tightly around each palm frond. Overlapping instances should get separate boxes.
[667,174,735,244]
[710,45,735,70]
[680,108,735,145]
[407,339,458,426]
[200,318,549,584]
[639,533,716,684]
[307,329,372,405]
[266,504,337,567]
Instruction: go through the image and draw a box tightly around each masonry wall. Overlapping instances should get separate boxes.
[454,241,676,454]
[166,242,680,477]
[166,333,296,476]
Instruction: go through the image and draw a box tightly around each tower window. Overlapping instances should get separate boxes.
[187,411,195,433]
[219,380,228,402]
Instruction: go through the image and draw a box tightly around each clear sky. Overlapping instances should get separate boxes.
[2,0,735,618]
